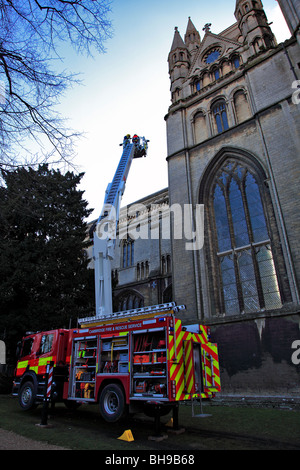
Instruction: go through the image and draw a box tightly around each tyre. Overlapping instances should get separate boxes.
[18,381,37,411]
[99,384,125,423]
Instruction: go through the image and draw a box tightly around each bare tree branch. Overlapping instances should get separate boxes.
[0,0,113,169]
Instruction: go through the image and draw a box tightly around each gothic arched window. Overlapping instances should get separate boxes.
[201,154,291,317]
[122,238,134,268]
[232,55,241,69]
[213,68,220,81]
[212,100,229,133]
[195,79,201,92]
[116,291,144,312]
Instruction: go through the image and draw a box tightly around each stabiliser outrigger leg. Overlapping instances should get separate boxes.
[147,402,184,441]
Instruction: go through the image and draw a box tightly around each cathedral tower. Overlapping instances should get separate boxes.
[165,3,300,397]
[277,0,300,44]
[234,0,276,53]
[168,27,190,102]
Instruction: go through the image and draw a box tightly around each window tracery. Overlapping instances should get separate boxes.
[201,155,289,316]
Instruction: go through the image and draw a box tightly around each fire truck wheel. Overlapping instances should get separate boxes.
[99,384,125,423]
[18,381,37,411]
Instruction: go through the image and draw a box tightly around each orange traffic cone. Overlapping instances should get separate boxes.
[118,429,134,442]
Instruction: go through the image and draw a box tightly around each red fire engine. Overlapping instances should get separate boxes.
[12,302,220,422]
[12,136,221,424]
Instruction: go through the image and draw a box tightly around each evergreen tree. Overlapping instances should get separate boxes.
[0,165,94,361]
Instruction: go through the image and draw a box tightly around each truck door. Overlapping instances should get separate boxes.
[34,332,55,374]
[69,335,98,401]
[183,340,198,395]
[183,341,210,396]
[201,343,221,395]
[192,343,202,394]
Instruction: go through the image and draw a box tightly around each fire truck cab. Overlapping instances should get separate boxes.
[13,329,71,411]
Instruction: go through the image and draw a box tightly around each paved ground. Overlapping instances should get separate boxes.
[0,428,68,450]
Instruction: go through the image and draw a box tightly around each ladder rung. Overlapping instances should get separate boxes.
[78,302,185,326]
[191,396,212,418]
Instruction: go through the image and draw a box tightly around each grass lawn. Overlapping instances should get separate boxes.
[0,394,299,450]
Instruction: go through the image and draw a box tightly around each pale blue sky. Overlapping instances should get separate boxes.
[58,0,290,221]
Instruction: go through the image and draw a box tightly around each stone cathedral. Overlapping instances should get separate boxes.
[164,0,300,396]
[111,0,300,397]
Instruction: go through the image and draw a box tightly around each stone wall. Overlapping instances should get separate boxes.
[211,312,300,396]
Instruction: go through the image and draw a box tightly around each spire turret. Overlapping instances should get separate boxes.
[185,17,201,54]
[234,0,276,53]
[170,26,187,52]
[168,27,190,99]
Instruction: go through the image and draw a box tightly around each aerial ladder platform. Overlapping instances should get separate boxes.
[90,135,149,319]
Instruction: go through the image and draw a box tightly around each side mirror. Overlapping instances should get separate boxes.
[15,341,21,360]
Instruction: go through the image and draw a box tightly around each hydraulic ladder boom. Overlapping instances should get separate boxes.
[92,136,148,318]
